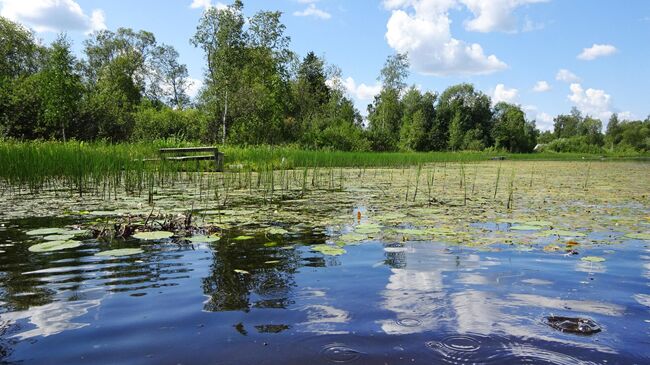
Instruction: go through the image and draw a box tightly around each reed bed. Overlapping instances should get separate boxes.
[0,140,646,196]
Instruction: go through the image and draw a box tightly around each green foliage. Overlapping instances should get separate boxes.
[491,102,538,153]
[132,105,208,141]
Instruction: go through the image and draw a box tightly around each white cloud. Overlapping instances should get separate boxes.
[461,0,549,33]
[0,0,106,34]
[532,80,551,92]
[577,44,618,61]
[189,0,226,11]
[568,83,612,121]
[187,78,203,99]
[293,3,331,20]
[338,77,382,101]
[535,112,554,131]
[523,105,553,131]
[384,0,508,76]
[492,83,518,104]
[555,69,580,83]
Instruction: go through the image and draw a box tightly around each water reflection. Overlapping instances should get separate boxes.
[201,238,301,312]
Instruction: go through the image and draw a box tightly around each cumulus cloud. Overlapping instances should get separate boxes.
[577,44,618,61]
[293,3,331,19]
[384,0,508,76]
[532,80,551,92]
[568,83,612,121]
[523,105,553,131]
[334,77,381,101]
[461,0,549,33]
[555,69,580,83]
[186,78,203,99]
[0,0,106,34]
[492,84,518,104]
[189,0,226,11]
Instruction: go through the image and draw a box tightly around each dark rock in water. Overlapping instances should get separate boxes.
[544,316,601,335]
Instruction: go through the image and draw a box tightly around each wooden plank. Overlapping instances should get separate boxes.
[163,155,216,161]
[159,147,217,154]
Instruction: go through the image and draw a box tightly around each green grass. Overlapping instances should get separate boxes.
[0,140,647,193]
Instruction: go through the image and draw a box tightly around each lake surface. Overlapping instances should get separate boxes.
[1,161,649,364]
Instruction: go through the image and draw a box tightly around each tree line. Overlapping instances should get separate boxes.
[1,1,648,153]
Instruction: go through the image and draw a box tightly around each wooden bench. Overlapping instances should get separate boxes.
[158,147,224,171]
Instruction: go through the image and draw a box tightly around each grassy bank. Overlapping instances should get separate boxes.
[0,140,647,193]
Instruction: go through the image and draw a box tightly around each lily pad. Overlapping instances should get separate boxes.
[43,234,76,241]
[510,225,544,231]
[538,230,587,237]
[523,221,553,227]
[187,235,221,243]
[266,227,289,235]
[311,244,346,256]
[339,232,367,242]
[26,228,69,236]
[354,224,381,234]
[233,235,255,241]
[133,231,174,240]
[625,233,650,240]
[29,240,82,253]
[394,228,429,236]
[234,269,250,274]
[581,256,606,263]
[95,248,144,257]
[264,242,278,247]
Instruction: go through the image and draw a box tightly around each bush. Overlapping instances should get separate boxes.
[541,136,604,154]
[132,106,208,142]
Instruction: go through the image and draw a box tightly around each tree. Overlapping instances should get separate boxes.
[605,113,622,149]
[434,84,493,151]
[40,35,83,141]
[398,88,436,151]
[491,102,538,153]
[553,107,582,138]
[0,16,43,137]
[191,0,246,144]
[152,45,191,109]
[379,53,409,92]
[367,54,411,151]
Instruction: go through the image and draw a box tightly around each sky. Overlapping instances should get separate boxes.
[1,0,649,130]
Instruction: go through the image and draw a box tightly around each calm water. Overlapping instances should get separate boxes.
[1,215,649,364]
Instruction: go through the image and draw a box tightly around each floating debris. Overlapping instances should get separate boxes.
[544,316,602,335]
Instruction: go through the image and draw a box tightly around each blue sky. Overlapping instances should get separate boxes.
[2,0,649,130]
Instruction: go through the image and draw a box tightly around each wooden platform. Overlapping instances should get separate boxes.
[158,147,224,171]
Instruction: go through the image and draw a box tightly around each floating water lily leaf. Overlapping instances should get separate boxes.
[543,244,561,252]
[265,260,280,264]
[95,248,143,257]
[339,232,367,242]
[425,227,457,236]
[538,230,586,237]
[233,235,254,241]
[234,269,250,274]
[188,235,220,243]
[581,256,606,263]
[497,218,527,224]
[394,228,429,236]
[26,228,69,236]
[523,221,553,227]
[29,240,82,253]
[133,231,174,240]
[510,225,544,231]
[311,244,346,256]
[43,234,75,241]
[266,227,289,235]
[354,223,381,234]
[625,233,650,240]
[264,242,278,247]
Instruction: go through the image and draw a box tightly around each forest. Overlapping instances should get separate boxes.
[1,0,648,154]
